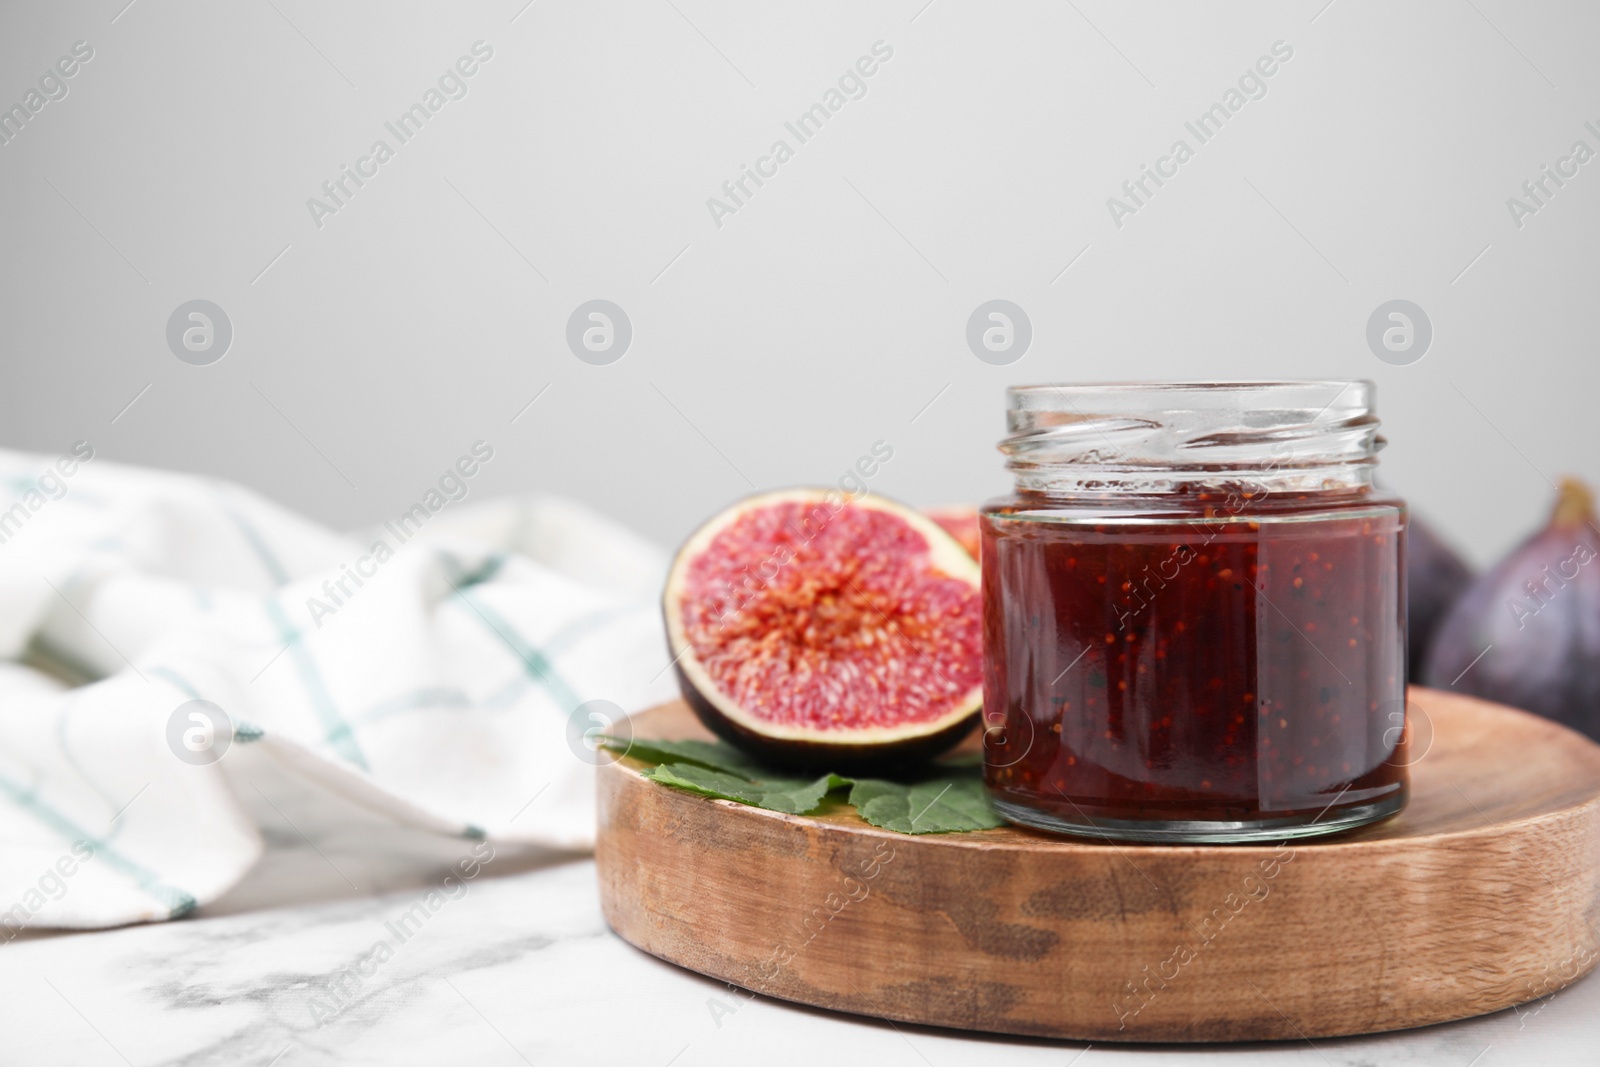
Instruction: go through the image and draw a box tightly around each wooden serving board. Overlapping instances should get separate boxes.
[596,688,1600,1042]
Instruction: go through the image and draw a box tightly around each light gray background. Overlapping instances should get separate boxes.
[3,0,1596,566]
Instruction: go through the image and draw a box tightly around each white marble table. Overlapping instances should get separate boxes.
[3,755,1595,1067]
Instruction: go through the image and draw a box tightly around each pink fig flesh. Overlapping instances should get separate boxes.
[664,490,984,771]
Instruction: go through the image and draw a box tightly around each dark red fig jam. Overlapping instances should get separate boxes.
[982,382,1409,842]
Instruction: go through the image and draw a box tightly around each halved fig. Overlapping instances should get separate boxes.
[664,489,984,771]
[925,505,981,559]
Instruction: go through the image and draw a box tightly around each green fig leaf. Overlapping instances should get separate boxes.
[848,775,1004,834]
[644,763,848,815]
[600,735,763,777]
[610,735,1004,834]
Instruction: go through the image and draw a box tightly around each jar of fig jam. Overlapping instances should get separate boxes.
[982,381,1409,842]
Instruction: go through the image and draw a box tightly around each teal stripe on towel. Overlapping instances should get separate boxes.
[263,600,368,770]
[223,495,366,767]
[223,504,291,587]
[442,556,584,714]
[0,770,196,920]
[478,605,637,710]
[356,687,471,725]
[149,667,201,700]
[456,553,507,588]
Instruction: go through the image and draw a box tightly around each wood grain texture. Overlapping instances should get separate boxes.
[596,688,1600,1042]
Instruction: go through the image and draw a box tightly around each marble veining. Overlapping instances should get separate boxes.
[2,806,1595,1066]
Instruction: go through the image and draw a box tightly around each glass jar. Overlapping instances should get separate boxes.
[981,381,1409,842]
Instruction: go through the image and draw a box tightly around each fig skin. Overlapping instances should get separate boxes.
[1405,514,1475,679]
[1423,478,1600,741]
[673,659,978,774]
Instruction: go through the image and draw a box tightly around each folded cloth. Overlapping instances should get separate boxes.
[0,446,676,931]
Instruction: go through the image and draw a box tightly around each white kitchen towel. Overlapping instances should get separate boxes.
[0,444,676,931]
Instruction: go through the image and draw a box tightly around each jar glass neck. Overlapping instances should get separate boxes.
[1000,380,1383,497]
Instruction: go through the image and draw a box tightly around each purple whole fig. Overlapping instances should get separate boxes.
[1423,478,1600,740]
[1406,514,1475,680]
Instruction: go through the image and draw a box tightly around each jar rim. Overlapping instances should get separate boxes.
[1008,379,1372,407]
[1010,379,1362,389]
[1011,379,1363,388]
